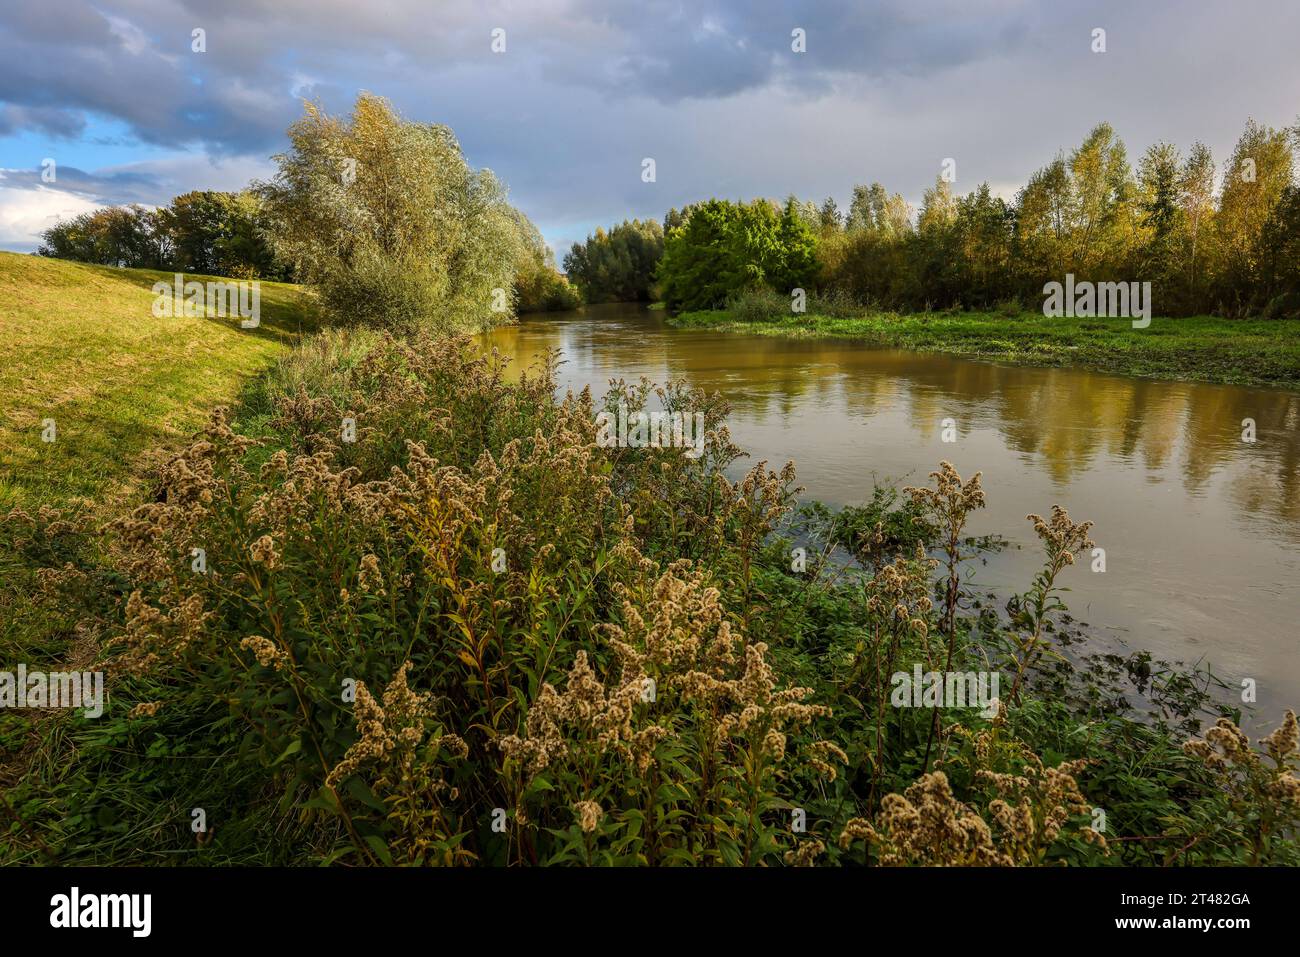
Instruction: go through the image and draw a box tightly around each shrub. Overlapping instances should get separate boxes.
[995,297,1023,317]
[809,286,866,319]
[725,286,788,323]
[1176,712,1300,864]
[830,485,938,569]
[39,332,839,865]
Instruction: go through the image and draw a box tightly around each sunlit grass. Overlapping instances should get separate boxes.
[0,252,318,510]
[668,307,1300,389]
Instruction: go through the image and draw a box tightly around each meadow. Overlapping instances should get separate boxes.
[668,300,1300,390]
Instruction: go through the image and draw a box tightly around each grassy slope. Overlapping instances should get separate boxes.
[0,252,317,510]
[668,308,1300,390]
[0,255,314,832]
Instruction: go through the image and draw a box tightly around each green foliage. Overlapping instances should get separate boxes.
[6,327,1298,867]
[657,199,818,312]
[515,267,582,313]
[38,205,166,270]
[1137,141,1181,280]
[39,192,289,280]
[1256,185,1300,318]
[562,219,663,303]
[826,485,939,569]
[157,190,290,280]
[723,286,789,324]
[846,182,912,236]
[259,93,520,333]
[509,209,583,312]
[740,118,1300,318]
[1215,119,1296,312]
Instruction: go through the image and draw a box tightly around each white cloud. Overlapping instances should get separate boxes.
[0,182,103,248]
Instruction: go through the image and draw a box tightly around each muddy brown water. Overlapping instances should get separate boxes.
[484,303,1300,724]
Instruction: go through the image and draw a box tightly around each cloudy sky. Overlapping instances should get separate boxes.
[1,0,1298,257]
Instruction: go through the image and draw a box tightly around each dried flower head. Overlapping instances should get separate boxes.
[357,553,386,595]
[249,534,281,569]
[240,635,289,671]
[573,800,603,834]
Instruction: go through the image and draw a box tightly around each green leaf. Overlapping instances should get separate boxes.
[273,737,303,766]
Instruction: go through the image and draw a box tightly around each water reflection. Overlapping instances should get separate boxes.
[484,304,1300,711]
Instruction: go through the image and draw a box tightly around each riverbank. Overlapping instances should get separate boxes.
[666,307,1300,390]
[4,271,1299,865]
[6,319,1285,867]
[0,252,318,511]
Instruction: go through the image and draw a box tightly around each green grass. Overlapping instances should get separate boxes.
[668,307,1300,389]
[0,253,316,837]
[0,252,319,511]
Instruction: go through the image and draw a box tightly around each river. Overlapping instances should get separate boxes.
[485,302,1300,724]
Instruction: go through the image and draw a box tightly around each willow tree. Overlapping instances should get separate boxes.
[260,93,521,333]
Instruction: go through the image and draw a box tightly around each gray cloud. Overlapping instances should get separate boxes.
[0,164,168,204]
[560,0,1034,101]
[0,105,88,139]
[1,0,1298,257]
[0,1,1087,152]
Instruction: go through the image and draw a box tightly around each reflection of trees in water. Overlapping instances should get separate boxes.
[490,312,1300,534]
[834,356,1300,535]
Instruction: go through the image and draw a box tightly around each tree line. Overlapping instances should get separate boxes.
[38,110,1300,322]
[37,94,577,326]
[38,190,291,280]
[570,117,1300,318]
[807,119,1300,318]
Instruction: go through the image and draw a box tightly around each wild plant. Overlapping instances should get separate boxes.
[839,730,1104,866]
[597,376,745,564]
[903,463,985,772]
[1173,711,1300,864]
[498,558,844,865]
[1004,506,1095,706]
[324,663,474,865]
